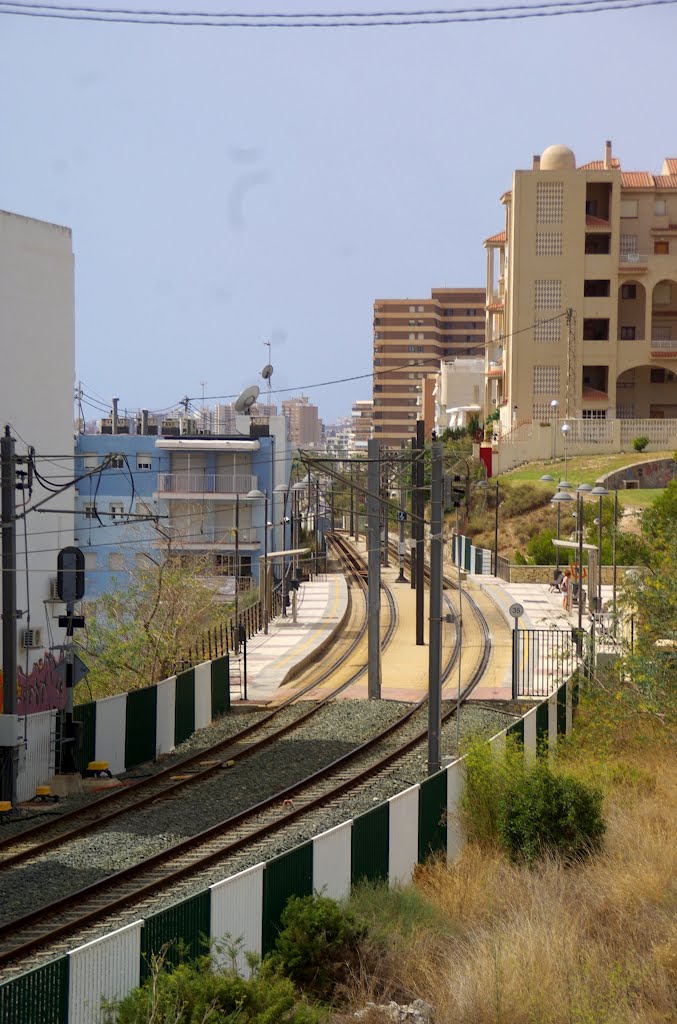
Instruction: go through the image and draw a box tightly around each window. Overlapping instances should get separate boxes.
[83,454,99,470]
[651,368,666,383]
[108,552,125,571]
[583,318,610,341]
[620,234,638,257]
[620,326,636,340]
[655,199,667,216]
[466,308,477,315]
[536,232,563,256]
[535,279,562,310]
[416,305,424,312]
[135,552,155,569]
[582,410,607,419]
[654,240,670,255]
[536,181,564,224]
[585,199,598,216]
[417,333,424,340]
[621,284,637,300]
[584,279,610,297]
[585,233,611,254]
[84,551,97,571]
[109,503,125,520]
[620,199,639,218]
[136,454,152,471]
[409,305,415,313]
[654,282,672,305]
[409,332,415,340]
[84,504,97,519]
[110,454,124,469]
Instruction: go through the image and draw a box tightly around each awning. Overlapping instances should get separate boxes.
[155,439,260,451]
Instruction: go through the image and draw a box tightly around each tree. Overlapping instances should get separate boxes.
[77,551,233,700]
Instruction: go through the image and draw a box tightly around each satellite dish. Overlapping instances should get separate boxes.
[261,364,274,381]
[234,384,260,415]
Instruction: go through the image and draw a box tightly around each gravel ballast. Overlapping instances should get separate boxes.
[0,700,514,980]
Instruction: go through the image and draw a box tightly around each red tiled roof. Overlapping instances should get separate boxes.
[651,224,677,234]
[582,387,608,402]
[655,175,677,189]
[487,301,504,311]
[579,158,621,170]
[663,158,677,174]
[621,171,655,188]
[585,215,610,228]
[484,229,506,245]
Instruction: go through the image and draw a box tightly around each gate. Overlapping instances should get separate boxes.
[512,628,587,698]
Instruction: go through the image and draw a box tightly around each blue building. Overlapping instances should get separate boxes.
[74,417,290,599]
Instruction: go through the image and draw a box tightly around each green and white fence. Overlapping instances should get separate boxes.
[448,534,492,575]
[58,656,231,778]
[0,679,574,1024]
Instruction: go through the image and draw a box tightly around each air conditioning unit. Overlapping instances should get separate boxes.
[22,628,42,650]
[48,577,62,602]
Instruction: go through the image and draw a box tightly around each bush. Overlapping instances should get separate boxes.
[633,436,649,452]
[500,482,553,518]
[265,893,367,1003]
[111,953,322,1023]
[461,739,605,864]
[500,762,606,863]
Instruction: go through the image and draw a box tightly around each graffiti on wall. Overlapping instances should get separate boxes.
[16,652,67,715]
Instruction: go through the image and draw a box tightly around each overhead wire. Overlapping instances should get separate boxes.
[0,0,673,25]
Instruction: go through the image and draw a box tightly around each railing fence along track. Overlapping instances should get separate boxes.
[511,627,591,698]
[0,676,577,1024]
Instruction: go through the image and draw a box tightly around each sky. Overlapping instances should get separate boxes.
[1,0,676,424]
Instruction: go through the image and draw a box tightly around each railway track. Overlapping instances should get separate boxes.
[0,534,493,971]
[0,538,395,873]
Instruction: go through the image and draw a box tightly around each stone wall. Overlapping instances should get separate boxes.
[508,564,641,584]
[601,458,676,491]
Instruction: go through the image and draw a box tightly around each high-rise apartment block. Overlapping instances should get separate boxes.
[282,395,322,447]
[351,399,373,448]
[373,288,486,446]
[485,141,677,437]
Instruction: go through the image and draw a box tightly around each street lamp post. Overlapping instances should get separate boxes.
[247,488,269,633]
[493,479,499,577]
[551,489,574,572]
[275,483,289,617]
[591,485,608,612]
[234,494,240,652]
[550,399,559,461]
[560,422,571,488]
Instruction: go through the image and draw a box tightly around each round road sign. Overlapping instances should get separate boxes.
[508,602,524,619]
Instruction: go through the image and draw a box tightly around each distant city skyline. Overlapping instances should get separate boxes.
[1,2,675,422]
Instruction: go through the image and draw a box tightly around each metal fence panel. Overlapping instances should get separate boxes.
[0,957,69,1024]
[388,785,419,886]
[94,694,127,775]
[513,628,578,698]
[71,701,96,775]
[211,655,230,718]
[155,676,176,757]
[194,662,212,731]
[68,920,142,1024]
[140,891,210,980]
[17,709,56,802]
[351,802,389,886]
[446,759,465,864]
[210,863,265,977]
[523,707,537,760]
[262,842,313,956]
[312,821,352,902]
[418,769,447,863]
[124,685,157,770]
[174,669,195,747]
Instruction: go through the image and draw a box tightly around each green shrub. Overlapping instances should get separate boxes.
[633,436,649,452]
[111,953,322,1023]
[265,893,366,1003]
[461,738,605,864]
[526,528,558,565]
[500,482,553,518]
[499,762,605,863]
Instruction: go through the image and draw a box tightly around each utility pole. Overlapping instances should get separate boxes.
[415,420,425,646]
[349,464,355,537]
[397,442,407,583]
[410,437,416,592]
[428,442,443,775]
[1,427,18,807]
[367,438,381,699]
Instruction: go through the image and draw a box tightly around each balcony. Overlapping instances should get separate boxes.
[486,361,504,378]
[157,473,257,497]
[651,339,677,358]
[619,253,649,273]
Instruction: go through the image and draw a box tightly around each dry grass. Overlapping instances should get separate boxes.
[334,744,677,1024]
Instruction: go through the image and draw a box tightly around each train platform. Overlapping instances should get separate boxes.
[234,575,349,704]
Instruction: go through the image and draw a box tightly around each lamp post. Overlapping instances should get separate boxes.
[591,485,608,612]
[292,481,306,581]
[234,494,240,651]
[550,399,559,461]
[493,480,500,576]
[247,488,269,633]
[275,482,289,617]
[560,422,571,488]
[551,489,574,571]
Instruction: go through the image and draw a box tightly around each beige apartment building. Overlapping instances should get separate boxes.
[373,287,486,446]
[282,395,322,447]
[485,141,677,451]
[351,399,373,448]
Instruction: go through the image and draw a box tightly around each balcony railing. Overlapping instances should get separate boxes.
[157,473,257,495]
[650,339,677,356]
[619,253,649,268]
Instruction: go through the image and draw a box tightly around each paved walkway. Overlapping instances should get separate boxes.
[235,576,348,703]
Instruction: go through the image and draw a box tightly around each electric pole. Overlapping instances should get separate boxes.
[367,438,381,699]
[428,442,443,775]
[1,426,18,807]
[415,420,425,646]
